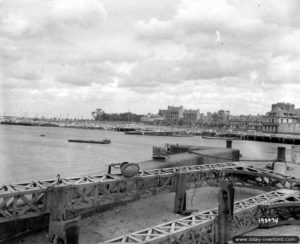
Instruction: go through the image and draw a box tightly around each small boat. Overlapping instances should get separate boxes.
[68,139,111,144]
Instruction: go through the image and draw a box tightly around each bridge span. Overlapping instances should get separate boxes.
[102,189,300,243]
[1,161,300,242]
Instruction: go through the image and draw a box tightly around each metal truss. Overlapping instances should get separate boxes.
[102,190,300,244]
[258,202,300,228]
[1,162,300,224]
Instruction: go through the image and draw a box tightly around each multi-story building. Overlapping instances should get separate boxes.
[230,115,263,131]
[183,109,200,125]
[272,102,295,112]
[246,115,263,131]
[211,110,230,127]
[158,109,167,117]
[263,103,300,134]
[164,106,184,125]
[229,115,245,130]
[197,113,212,127]
[197,111,230,128]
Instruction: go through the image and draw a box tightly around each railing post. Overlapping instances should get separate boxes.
[226,139,232,149]
[49,185,69,221]
[47,185,80,244]
[272,147,287,174]
[217,182,234,244]
[174,173,188,214]
[276,147,286,162]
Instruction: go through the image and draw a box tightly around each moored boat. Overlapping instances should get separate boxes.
[68,139,111,144]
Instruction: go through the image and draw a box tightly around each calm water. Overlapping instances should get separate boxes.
[0,125,293,184]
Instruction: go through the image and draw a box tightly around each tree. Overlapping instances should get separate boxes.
[92,108,104,120]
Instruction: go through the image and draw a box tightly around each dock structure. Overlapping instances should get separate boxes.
[0,145,300,243]
[1,161,300,242]
[101,189,300,244]
[220,132,300,145]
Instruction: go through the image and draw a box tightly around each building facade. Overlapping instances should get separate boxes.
[263,103,300,134]
[183,109,200,125]
[141,113,164,124]
[164,106,184,125]
[212,110,230,127]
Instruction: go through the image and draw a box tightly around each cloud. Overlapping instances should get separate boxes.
[55,62,118,87]
[135,18,174,41]
[0,15,34,38]
[128,0,300,88]
[51,0,107,25]
[121,58,183,88]
[1,0,300,117]
[0,0,108,40]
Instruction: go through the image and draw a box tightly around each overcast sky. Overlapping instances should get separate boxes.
[1,0,300,118]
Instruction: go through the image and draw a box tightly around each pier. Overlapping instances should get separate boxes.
[0,145,300,243]
[220,132,300,145]
[102,189,300,243]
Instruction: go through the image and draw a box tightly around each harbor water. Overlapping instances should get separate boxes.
[0,124,293,184]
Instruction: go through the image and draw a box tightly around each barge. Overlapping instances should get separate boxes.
[68,139,111,144]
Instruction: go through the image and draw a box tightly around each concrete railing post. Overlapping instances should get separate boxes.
[47,185,80,244]
[174,173,188,214]
[226,139,232,149]
[276,147,286,162]
[217,182,234,244]
[272,147,287,174]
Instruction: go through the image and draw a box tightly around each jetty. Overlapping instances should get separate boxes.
[1,143,300,243]
[218,131,300,144]
[125,130,193,137]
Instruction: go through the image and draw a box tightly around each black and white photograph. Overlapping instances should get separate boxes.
[1,0,300,243]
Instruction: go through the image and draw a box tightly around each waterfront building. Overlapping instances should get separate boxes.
[197,113,212,127]
[229,115,245,130]
[164,106,184,125]
[212,110,231,127]
[229,115,263,131]
[246,115,263,131]
[158,109,167,118]
[183,109,200,125]
[263,102,300,134]
[272,102,295,112]
[197,111,231,128]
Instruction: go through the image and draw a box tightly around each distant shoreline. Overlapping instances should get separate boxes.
[0,120,204,132]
